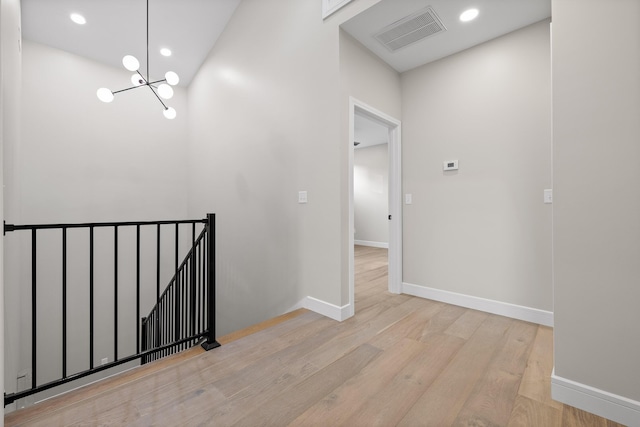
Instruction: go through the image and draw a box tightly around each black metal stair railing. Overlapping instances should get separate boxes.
[141,214,220,363]
[3,213,220,407]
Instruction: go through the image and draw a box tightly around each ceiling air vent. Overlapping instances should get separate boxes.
[373,6,447,52]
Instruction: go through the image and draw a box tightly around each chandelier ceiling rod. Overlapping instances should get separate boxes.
[96,0,180,119]
[146,0,149,83]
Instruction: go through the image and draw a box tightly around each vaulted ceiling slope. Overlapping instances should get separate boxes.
[20,0,242,86]
[21,0,550,88]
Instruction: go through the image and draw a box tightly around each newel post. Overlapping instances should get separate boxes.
[141,317,148,364]
[201,213,221,351]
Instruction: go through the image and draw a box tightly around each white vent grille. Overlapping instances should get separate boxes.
[374,6,447,52]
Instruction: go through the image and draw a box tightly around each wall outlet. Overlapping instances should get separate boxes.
[443,160,459,171]
[101,357,109,365]
[16,371,33,409]
[298,191,308,204]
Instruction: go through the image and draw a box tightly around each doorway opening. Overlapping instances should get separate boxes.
[348,97,401,316]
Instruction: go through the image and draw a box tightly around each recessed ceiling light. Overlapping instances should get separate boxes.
[160,48,172,57]
[459,8,479,22]
[70,13,86,25]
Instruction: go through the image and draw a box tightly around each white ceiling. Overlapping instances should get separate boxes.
[20,0,241,86]
[355,113,388,149]
[342,0,551,73]
[20,0,550,90]
[349,0,550,146]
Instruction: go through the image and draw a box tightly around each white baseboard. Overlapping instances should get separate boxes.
[354,240,389,249]
[552,370,640,427]
[302,296,352,322]
[401,282,554,327]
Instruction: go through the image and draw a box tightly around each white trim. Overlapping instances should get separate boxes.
[302,296,351,322]
[354,240,389,249]
[387,121,402,295]
[322,0,354,19]
[348,101,356,319]
[402,282,554,326]
[551,370,640,427]
[349,97,402,316]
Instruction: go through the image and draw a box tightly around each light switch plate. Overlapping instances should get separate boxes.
[298,191,308,204]
[544,189,553,204]
[405,194,412,204]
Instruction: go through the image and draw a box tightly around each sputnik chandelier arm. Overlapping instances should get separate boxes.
[96,0,179,119]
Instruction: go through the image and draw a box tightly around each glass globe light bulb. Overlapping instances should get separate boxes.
[157,84,174,99]
[97,88,114,103]
[165,71,179,86]
[163,107,177,120]
[131,74,145,86]
[122,55,140,72]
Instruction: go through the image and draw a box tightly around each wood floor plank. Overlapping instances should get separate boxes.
[217,307,308,344]
[182,332,382,426]
[61,312,332,427]
[518,325,563,410]
[397,315,512,427]
[354,284,387,303]
[342,333,466,427]
[507,395,562,427]
[419,303,468,340]
[182,300,424,425]
[136,315,340,424]
[230,344,382,427]
[562,404,609,427]
[204,296,417,402]
[178,303,423,425]
[444,308,489,340]
[355,289,411,312]
[288,338,428,426]
[452,319,538,426]
[211,319,345,398]
[6,246,626,427]
[561,404,628,427]
[10,311,326,427]
[4,345,204,426]
[367,299,443,350]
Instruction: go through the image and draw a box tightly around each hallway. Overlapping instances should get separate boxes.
[5,246,622,426]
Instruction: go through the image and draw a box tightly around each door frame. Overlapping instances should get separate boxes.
[349,97,402,316]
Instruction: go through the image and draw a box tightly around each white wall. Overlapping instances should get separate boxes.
[6,0,393,403]
[339,31,402,120]
[20,41,188,224]
[400,20,552,316]
[3,40,191,406]
[354,144,388,246]
[1,0,22,418]
[187,0,384,333]
[552,0,640,423]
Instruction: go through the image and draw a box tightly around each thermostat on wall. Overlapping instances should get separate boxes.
[443,160,458,171]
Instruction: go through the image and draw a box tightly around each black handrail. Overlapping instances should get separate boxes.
[3,214,220,407]
[3,218,206,233]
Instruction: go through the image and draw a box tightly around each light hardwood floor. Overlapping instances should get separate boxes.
[5,245,625,426]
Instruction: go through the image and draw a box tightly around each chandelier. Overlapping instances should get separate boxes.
[96,0,179,119]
